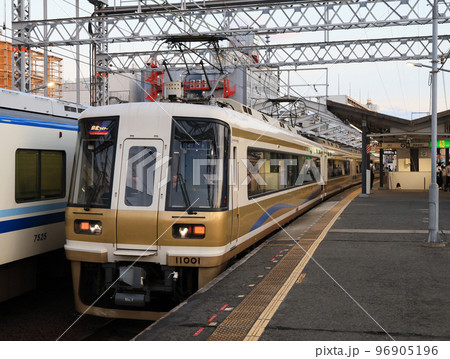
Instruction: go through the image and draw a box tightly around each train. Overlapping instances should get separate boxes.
[0,88,85,302]
[64,98,363,320]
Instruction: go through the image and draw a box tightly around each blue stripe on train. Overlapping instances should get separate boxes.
[0,212,65,234]
[0,202,67,219]
[302,187,322,204]
[250,203,296,232]
[0,115,78,131]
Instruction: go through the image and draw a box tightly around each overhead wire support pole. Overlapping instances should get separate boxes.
[43,0,48,97]
[12,0,31,93]
[76,0,80,105]
[425,0,445,247]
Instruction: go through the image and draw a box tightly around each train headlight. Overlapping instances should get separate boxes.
[179,226,189,238]
[75,220,102,235]
[172,224,205,239]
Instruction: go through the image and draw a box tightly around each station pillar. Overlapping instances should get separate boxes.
[360,120,368,196]
[379,148,384,188]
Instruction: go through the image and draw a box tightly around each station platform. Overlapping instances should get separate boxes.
[135,187,450,341]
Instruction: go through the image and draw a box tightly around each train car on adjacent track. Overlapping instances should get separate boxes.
[65,99,362,319]
[0,89,85,302]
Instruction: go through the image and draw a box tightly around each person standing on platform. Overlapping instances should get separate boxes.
[445,163,450,191]
[370,160,375,190]
[437,164,443,189]
[442,164,447,191]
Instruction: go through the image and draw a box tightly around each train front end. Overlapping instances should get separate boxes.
[64,103,232,319]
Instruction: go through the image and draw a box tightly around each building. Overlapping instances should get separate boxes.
[0,41,63,99]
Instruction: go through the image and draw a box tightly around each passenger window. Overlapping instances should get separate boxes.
[125,146,156,207]
[247,147,321,198]
[15,149,65,202]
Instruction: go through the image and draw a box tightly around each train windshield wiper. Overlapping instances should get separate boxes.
[84,171,104,211]
[176,173,195,214]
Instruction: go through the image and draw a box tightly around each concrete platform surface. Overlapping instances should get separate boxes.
[135,188,450,342]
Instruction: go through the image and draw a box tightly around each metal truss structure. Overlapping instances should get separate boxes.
[11,0,450,147]
[12,1,450,46]
[102,35,450,73]
[257,97,363,146]
[11,0,31,92]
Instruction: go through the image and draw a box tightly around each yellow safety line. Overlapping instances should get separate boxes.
[244,188,360,341]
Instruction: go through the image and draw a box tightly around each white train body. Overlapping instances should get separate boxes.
[0,89,85,301]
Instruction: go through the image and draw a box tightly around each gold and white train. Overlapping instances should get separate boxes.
[65,99,362,319]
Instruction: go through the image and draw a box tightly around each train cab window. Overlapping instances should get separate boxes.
[68,117,119,209]
[15,149,65,202]
[124,146,156,207]
[166,117,230,211]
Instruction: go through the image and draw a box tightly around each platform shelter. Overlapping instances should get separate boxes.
[327,100,450,192]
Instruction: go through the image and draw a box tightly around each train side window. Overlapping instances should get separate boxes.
[247,147,321,198]
[328,159,350,178]
[124,146,155,207]
[15,149,65,202]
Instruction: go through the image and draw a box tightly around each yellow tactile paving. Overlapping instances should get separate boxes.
[208,188,360,341]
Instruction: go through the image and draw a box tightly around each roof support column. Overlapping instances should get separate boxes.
[379,148,384,188]
[360,119,368,196]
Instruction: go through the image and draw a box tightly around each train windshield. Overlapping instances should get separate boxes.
[166,118,230,211]
[68,117,119,209]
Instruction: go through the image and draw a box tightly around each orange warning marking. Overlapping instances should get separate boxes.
[296,273,306,284]
[193,327,205,337]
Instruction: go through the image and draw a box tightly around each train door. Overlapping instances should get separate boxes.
[230,146,239,249]
[116,139,163,253]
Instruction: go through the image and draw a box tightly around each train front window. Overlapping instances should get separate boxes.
[69,117,119,209]
[166,118,230,211]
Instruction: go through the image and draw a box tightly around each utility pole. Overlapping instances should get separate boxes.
[43,0,48,97]
[76,0,80,104]
[425,0,445,247]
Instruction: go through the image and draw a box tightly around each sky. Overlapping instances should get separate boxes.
[1,0,449,119]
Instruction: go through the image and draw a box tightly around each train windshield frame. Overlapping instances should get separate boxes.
[68,116,119,209]
[166,117,230,212]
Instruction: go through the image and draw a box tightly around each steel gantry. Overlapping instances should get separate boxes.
[12,1,450,46]
[10,0,450,146]
[11,0,31,92]
[101,35,450,73]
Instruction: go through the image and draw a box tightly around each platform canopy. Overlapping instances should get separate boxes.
[327,100,450,145]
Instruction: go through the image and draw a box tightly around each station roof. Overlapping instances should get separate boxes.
[327,99,450,142]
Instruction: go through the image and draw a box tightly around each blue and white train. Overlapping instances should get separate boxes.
[0,89,85,302]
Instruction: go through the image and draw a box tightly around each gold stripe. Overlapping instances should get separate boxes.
[65,249,108,263]
[243,188,360,341]
[232,128,310,152]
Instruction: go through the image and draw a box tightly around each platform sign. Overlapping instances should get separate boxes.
[431,140,450,148]
[379,143,401,149]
